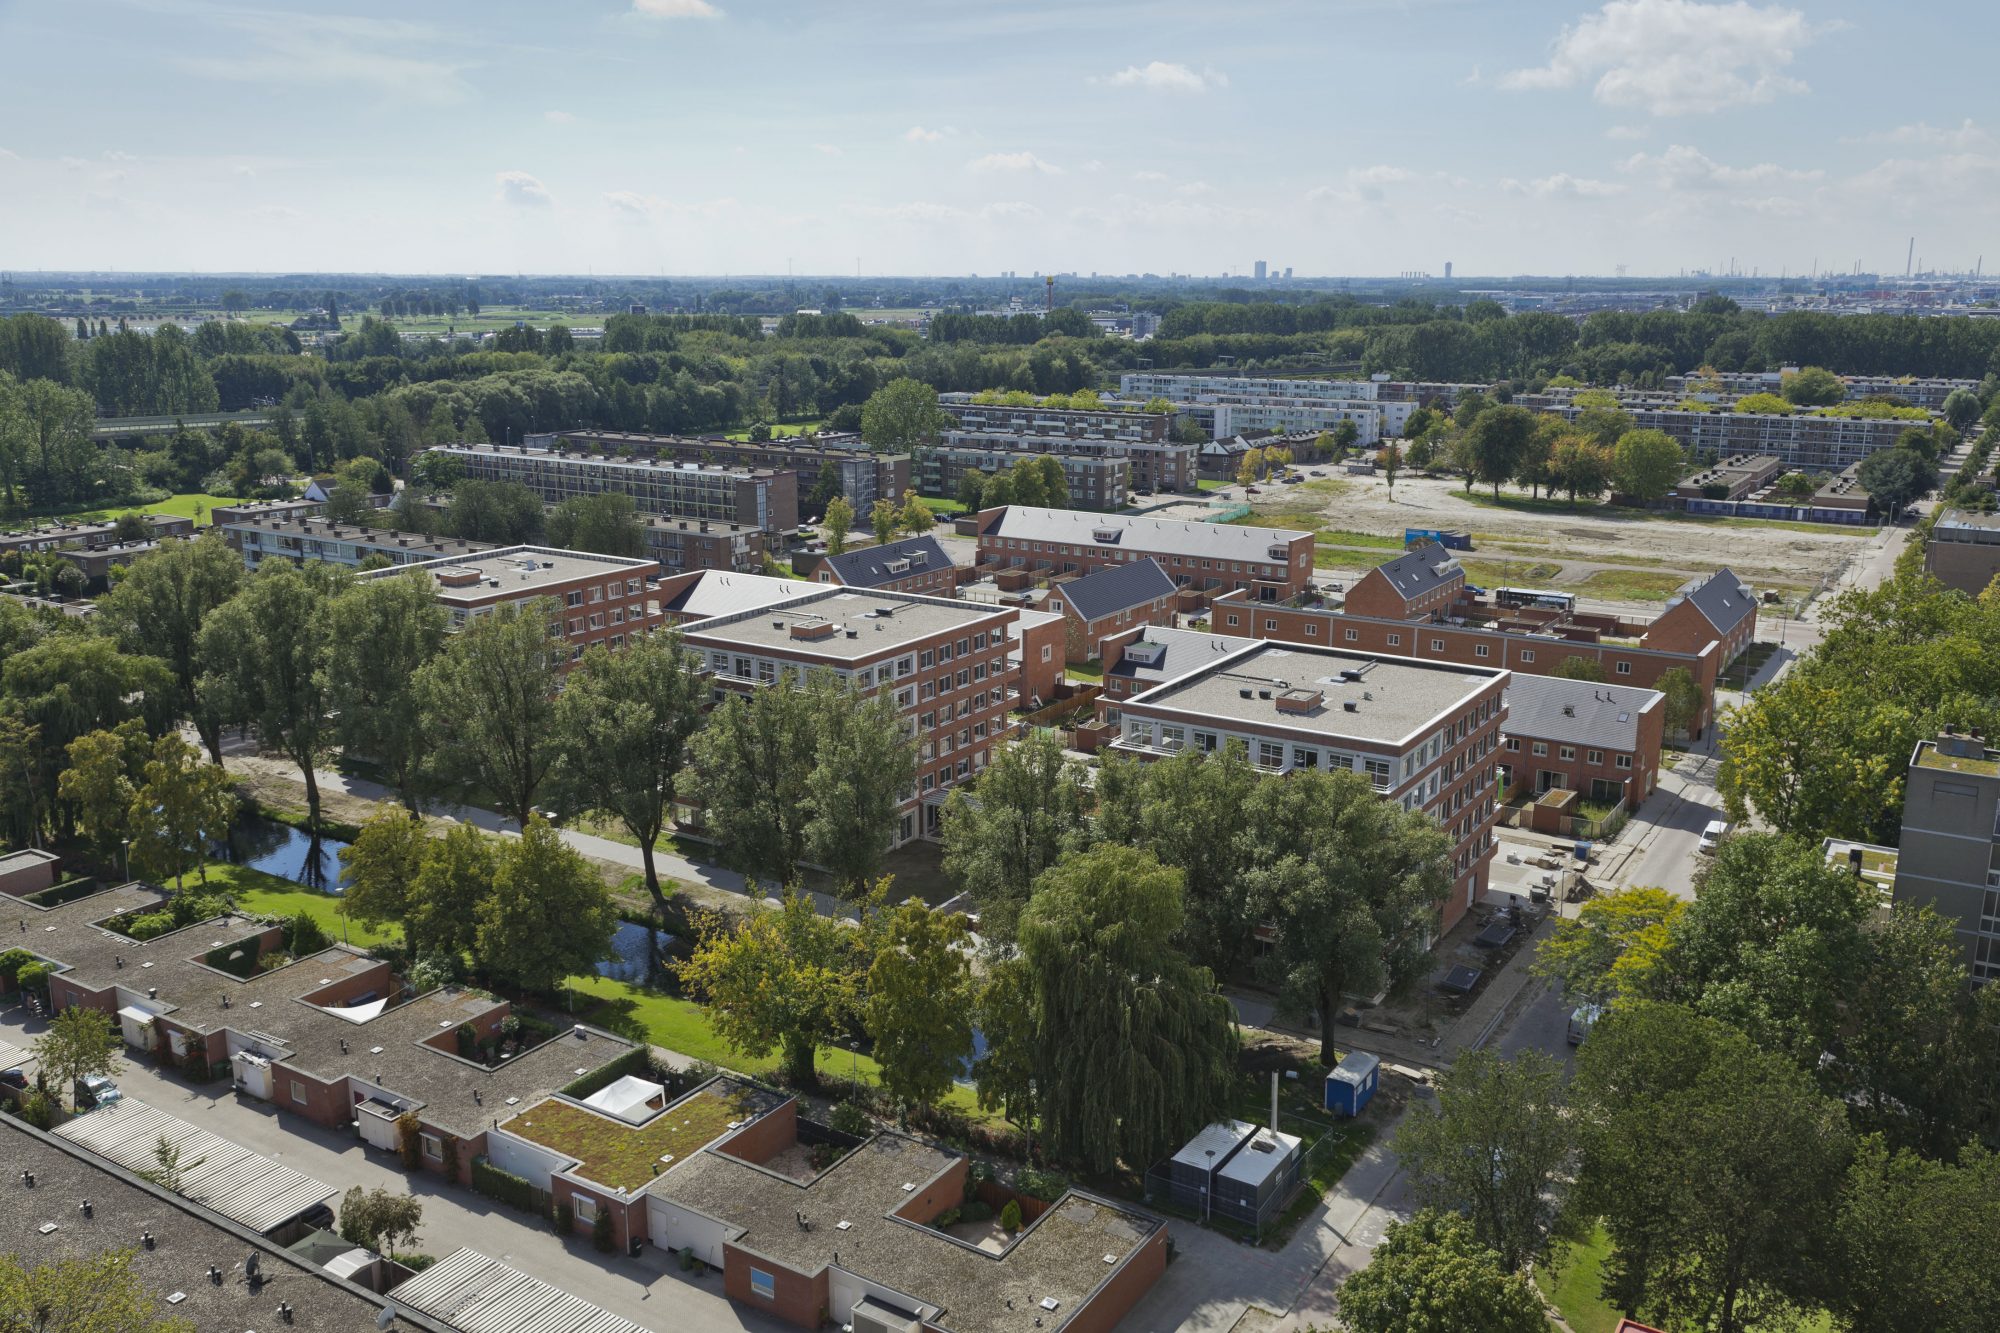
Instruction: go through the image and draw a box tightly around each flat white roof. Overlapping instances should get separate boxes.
[1170,1119,1256,1171]
[1215,1129,1302,1190]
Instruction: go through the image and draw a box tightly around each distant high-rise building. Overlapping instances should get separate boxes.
[1254,260,1268,281]
[1444,262,1453,280]
[1284,267,1293,280]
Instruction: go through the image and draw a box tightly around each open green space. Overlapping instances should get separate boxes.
[203,861,403,949]
[1195,479,1228,493]
[25,491,246,528]
[1569,568,1693,602]
[919,497,968,516]
[1538,1223,1831,1333]
[720,417,826,440]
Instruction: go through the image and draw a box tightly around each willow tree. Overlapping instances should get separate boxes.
[994,844,1237,1173]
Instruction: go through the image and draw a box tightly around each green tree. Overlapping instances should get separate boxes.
[476,817,618,996]
[126,734,236,888]
[414,598,565,829]
[823,495,854,555]
[1548,432,1614,505]
[940,730,1093,941]
[1379,440,1401,494]
[864,899,975,1113]
[1141,395,1174,415]
[339,811,431,942]
[1332,1209,1547,1333]
[869,498,897,547]
[56,721,149,863]
[1834,1137,2000,1333]
[676,890,864,1089]
[995,844,1237,1172]
[1532,885,1682,1004]
[336,1186,425,1257]
[444,479,544,544]
[896,487,933,534]
[545,491,645,558]
[32,1006,122,1110]
[1780,365,1846,406]
[1940,387,1981,429]
[1394,1050,1575,1270]
[1654,665,1700,737]
[2,636,175,841]
[326,570,449,815]
[1551,654,1606,681]
[798,673,919,895]
[1573,1002,1853,1333]
[859,378,949,452]
[1610,428,1687,504]
[95,535,245,764]
[1332,417,1360,454]
[197,562,342,830]
[1856,446,1935,517]
[552,631,708,911]
[1464,403,1535,497]
[407,821,496,965]
[1242,769,1451,1062]
[0,1250,197,1333]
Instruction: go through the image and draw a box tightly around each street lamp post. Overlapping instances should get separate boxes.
[119,838,130,883]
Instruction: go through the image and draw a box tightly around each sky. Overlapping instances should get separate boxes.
[0,0,1992,279]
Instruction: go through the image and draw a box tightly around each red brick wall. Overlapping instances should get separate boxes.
[716,1098,797,1167]
[297,960,394,1008]
[1063,597,1175,665]
[890,1158,966,1226]
[724,1244,828,1329]
[273,1067,352,1129]
[552,1177,642,1253]
[1019,617,1066,707]
[1060,1229,1169,1333]
[1503,697,1666,809]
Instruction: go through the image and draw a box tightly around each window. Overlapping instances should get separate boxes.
[1226,614,1240,627]
[1615,662,1632,675]
[750,1269,776,1300]
[1431,639,1444,652]
[1519,650,1536,663]
[1387,634,1402,647]
[290,1080,307,1105]
[572,1194,597,1224]
[1257,741,1285,770]
[1265,619,1278,632]
[1475,643,1490,658]
[1615,754,1633,770]
[1559,746,1576,761]
[421,1133,443,1161]
[1344,628,1358,642]
[1532,742,1548,757]
[1586,749,1604,765]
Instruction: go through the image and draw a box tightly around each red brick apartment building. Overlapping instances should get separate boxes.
[1033,558,1179,664]
[1211,544,1752,738]
[811,534,959,597]
[1499,675,1665,807]
[680,587,1023,843]
[359,544,663,659]
[972,505,1315,600]
[3,882,637,1195]
[1110,639,1508,933]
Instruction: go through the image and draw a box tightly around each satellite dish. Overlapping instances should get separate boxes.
[244,1253,260,1279]
[377,1304,398,1330]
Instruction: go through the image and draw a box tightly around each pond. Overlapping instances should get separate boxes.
[596,919,678,986]
[221,818,353,893]
[956,1026,990,1085]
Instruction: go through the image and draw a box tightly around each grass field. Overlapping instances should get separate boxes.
[920,497,968,517]
[29,491,246,528]
[203,862,403,949]
[1570,568,1694,601]
[1538,1224,1832,1333]
[1196,479,1228,493]
[720,418,827,441]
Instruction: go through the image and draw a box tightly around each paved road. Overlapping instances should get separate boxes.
[0,1004,789,1333]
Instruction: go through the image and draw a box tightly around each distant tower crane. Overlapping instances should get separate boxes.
[1045,274,1054,312]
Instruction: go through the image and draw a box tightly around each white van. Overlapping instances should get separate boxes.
[1566,1003,1605,1046]
[1697,819,1730,854]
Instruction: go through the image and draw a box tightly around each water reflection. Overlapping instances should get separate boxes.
[220,818,352,893]
[597,920,676,985]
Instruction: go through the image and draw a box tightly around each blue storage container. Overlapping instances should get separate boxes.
[1324,1051,1381,1117]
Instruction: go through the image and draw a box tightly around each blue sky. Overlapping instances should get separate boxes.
[0,0,1991,277]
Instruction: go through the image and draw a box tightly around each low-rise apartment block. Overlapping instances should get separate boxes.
[923,444,1130,510]
[1499,675,1664,808]
[1924,508,2000,595]
[208,497,323,528]
[423,443,800,540]
[940,395,1173,443]
[215,514,499,569]
[972,505,1316,600]
[0,513,194,556]
[1543,402,1918,471]
[1110,639,1507,932]
[937,430,1196,494]
[1117,373,1409,440]
[1663,370,1979,411]
[680,587,1022,843]
[641,514,766,575]
[549,430,909,514]
[1207,546,1752,737]
[1890,728,2000,980]
[360,545,663,658]
[811,533,958,597]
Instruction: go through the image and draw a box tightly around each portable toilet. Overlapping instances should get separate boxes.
[1324,1051,1380,1118]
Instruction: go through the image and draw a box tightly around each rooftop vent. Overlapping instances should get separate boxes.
[791,620,838,641]
[1342,700,1359,713]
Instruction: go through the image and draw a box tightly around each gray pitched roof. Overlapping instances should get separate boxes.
[1052,557,1178,622]
[1106,625,1245,685]
[822,533,952,588]
[1501,675,1661,751]
[1372,542,1464,601]
[983,504,1308,562]
[1674,568,1757,633]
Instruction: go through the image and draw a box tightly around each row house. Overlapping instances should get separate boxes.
[423,443,799,540]
[972,505,1316,600]
[549,430,909,515]
[936,429,1197,494]
[923,444,1129,511]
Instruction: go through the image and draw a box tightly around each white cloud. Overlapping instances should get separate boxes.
[633,0,720,17]
[1176,180,1213,196]
[604,190,660,218]
[1096,61,1226,93]
[1306,164,1415,204]
[1605,124,1647,140]
[1131,170,1169,183]
[545,110,577,125]
[495,170,553,208]
[1621,143,1822,189]
[0,148,19,161]
[814,143,843,157]
[1500,172,1626,197]
[903,126,949,143]
[604,191,738,221]
[1848,119,1993,150]
[851,200,1043,224]
[1502,0,1821,116]
[967,151,1062,175]
[175,13,470,105]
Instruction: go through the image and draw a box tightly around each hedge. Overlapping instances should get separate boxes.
[24,877,103,908]
[471,1155,550,1217]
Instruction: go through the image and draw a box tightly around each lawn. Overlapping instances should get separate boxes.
[32,491,246,528]
[720,418,827,441]
[920,496,968,517]
[1195,479,1228,493]
[1066,659,1104,683]
[1538,1224,1833,1333]
[1570,568,1692,602]
[202,862,402,949]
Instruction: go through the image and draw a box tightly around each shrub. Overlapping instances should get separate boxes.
[471,1156,550,1215]
[440,1137,459,1180]
[559,1045,650,1100]
[0,947,38,985]
[285,911,330,955]
[553,1201,574,1236]
[123,913,175,941]
[1016,1167,1070,1202]
[455,1024,478,1058]
[13,1090,55,1130]
[203,942,259,978]
[592,1207,614,1253]
[400,1254,438,1273]
[1000,1200,1022,1233]
[961,1201,992,1223]
[179,1048,217,1083]
[827,1101,873,1137]
[933,1207,961,1229]
[396,1113,423,1170]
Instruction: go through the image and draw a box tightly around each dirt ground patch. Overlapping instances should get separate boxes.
[1240,471,1873,606]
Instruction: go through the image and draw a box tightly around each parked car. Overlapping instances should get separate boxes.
[1567,1002,1605,1046]
[1697,819,1730,855]
[74,1073,121,1109]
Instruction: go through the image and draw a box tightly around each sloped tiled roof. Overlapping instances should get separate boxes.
[822,533,952,589]
[1501,675,1661,751]
[1674,568,1757,633]
[1371,541,1464,601]
[1052,557,1177,622]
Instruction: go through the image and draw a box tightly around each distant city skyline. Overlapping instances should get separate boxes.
[0,0,1991,278]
